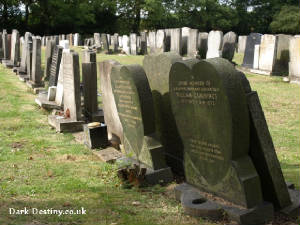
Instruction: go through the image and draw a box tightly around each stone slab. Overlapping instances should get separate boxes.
[35,95,62,110]
[83,123,108,149]
[175,183,274,225]
[48,115,84,133]
[93,147,123,163]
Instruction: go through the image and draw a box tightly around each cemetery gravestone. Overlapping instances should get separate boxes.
[143,52,184,173]
[170,28,182,55]
[26,40,33,80]
[149,31,156,54]
[101,33,109,53]
[206,30,223,59]
[238,36,247,53]
[122,35,130,55]
[187,29,198,57]
[254,34,278,74]
[198,32,208,59]
[221,31,237,61]
[140,32,147,55]
[55,40,70,107]
[242,33,262,68]
[181,27,190,55]
[2,31,8,60]
[48,46,63,87]
[18,32,32,74]
[155,30,165,54]
[82,50,103,122]
[10,29,20,67]
[274,34,292,74]
[289,36,300,83]
[130,33,137,55]
[99,60,123,145]
[44,40,55,80]
[111,64,173,184]
[29,37,43,87]
[164,29,171,52]
[94,33,101,47]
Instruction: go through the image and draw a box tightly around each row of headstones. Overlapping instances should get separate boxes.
[89,28,237,61]
[239,33,300,82]
[0,30,44,88]
[39,33,82,47]
[1,28,298,223]
[101,52,298,223]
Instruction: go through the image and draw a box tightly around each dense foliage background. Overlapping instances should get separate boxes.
[0,0,299,35]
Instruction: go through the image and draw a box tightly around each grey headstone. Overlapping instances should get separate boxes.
[130,33,137,55]
[258,34,277,72]
[155,30,165,54]
[187,29,198,57]
[149,31,156,54]
[289,36,300,83]
[44,40,55,80]
[206,30,223,59]
[274,34,292,74]
[101,33,109,52]
[122,35,130,55]
[63,51,81,121]
[242,33,262,68]
[170,28,182,55]
[140,32,147,55]
[238,36,247,53]
[11,29,20,66]
[222,31,237,61]
[48,46,63,87]
[99,60,123,144]
[31,37,43,84]
[198,32,208,59]
[111,64,168,170]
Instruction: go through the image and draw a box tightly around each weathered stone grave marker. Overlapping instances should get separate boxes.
[111,64,173,184]
[242,33,262,68]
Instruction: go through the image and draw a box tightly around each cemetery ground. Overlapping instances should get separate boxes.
[0,49,299,225]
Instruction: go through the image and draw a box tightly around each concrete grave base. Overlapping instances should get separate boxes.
[35,93,62,110]
[33,87,46,95]
[26,80,45,89]
[93,147,123,163]
[1,60,14,68]
[18,74,29,82]
[175,183,274,225]
[48,115,84,133]
[116,157,173,185]
[16,68,27,75]
[280,188,300,218]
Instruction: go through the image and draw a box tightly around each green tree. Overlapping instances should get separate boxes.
[270,5,300,34]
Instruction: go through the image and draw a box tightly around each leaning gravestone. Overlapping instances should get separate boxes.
[170,57,298,224]
[198,32,208,59]
[289,36,300,84]
[143,52,184,173]
[111,64,173,184]
[99,60,123,145]
[206,30,223,59]
[242,33,262,68]
[48,45,63,87]
[54,40,70,107]
[221,31,237,61]
[44,40,55,81]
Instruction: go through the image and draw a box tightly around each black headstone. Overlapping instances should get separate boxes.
[242,33,262,68]
[48,46,63,87]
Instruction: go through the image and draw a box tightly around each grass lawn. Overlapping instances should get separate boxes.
[0,50,299,225]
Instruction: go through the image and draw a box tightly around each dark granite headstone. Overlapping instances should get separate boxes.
[111,64,168,170]
[222,31,237,61]
[48,46,63,87]
[242,33,262,68]
[44,40,55,80]
[26,40,33,79]
[31,38,43,85]
[170,58,263,208]
[82,61,98,117]
[143,52,184,173]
